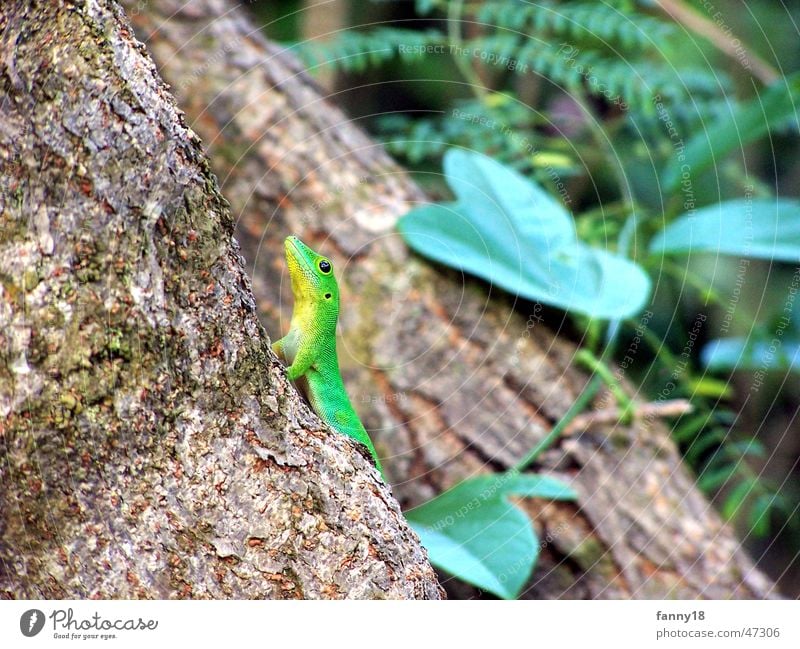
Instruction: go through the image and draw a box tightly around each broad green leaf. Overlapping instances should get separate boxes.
[497,473,578,500]
[405,473,576,599]
[662,72,800,189]
[702,337,800,373]
[440,148,573,262]
[411,526,508,596]
[398,150,651,319]
[409,503,535,599]
[650,198,800,262]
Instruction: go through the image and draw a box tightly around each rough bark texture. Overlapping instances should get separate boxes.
[0,0,442,599]
[121,0,782,599]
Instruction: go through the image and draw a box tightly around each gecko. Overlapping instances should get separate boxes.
[272,236,384,477]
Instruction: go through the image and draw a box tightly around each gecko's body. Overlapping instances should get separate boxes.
[272,236,383,476]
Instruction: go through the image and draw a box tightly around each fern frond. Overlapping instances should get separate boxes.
[475,1,678,50]
[291,28,443,75]
[469,33,733,115]
[377,98,544,170]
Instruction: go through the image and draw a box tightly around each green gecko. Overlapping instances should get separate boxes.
[272,236,384,477]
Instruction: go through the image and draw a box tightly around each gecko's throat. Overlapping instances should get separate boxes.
[285,236,318,298]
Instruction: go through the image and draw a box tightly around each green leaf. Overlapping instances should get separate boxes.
[398,150,651,319]
[405,473,576,599]
[662,72,800,189]
[498,473,578,500]
[685,428,727,465]
[748,493,775,537]
[672,412,713,443]
[650,198,800,263]
[411,525,511,596]
[702,337,800,373]
[722,479,755,521]
[697,465,736,492]
[730,438,766,458]
[686,375,733,399]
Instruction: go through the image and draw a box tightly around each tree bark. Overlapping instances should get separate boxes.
[0,0,442,599]
[121,0,781,599]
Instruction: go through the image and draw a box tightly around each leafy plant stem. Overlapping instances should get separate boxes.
[512,324,624,473]
[511,374,603,473]
[606,211,642,344]
[575,349,634,422]
[624,318,680,369]
[582,317,602,354]
[509,375,603,473]
[447,0,490,104]
[508,178,640,473]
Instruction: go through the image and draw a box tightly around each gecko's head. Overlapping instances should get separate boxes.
[284,236,340,321]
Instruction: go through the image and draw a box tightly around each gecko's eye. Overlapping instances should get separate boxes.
[318,259,332,274]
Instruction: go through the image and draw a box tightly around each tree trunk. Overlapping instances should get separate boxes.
[0,0,442,599]
[121,0,780,599]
